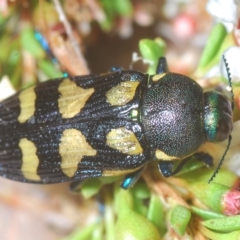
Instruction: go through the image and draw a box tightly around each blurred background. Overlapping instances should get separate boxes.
[0,0,239,239]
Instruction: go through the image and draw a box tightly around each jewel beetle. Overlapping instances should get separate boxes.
[0,57,233,189]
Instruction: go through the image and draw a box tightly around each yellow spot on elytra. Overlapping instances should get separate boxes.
[155,149,179,161]
[103,166,142,177]
[18,86,36,123]
[106,127,143,155]
[106,81,139,106]
[152,73,167,82]
[58,78,94,118]
[59,129,97,177]
[19,138,40,181]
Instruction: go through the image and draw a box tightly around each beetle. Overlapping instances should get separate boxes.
[0,57,233,189]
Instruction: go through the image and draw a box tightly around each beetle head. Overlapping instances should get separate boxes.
[203,91,233,143]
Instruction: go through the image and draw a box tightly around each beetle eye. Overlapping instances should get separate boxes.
[203,91,233,142]
[215,118,232,141]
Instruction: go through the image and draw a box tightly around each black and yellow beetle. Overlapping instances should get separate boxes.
[0,57,233,189]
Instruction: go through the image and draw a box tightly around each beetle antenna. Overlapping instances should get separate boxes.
[208,135,232,183]
[208,55,234,183]
[222,55,234,110]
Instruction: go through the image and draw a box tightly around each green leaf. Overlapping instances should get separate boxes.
[62,222,99,240]
[91,223,104,240]
[103,191,115,240]
[191,206,224,220]
[38,59,62,79]
[130,180,150,199]
[189,182,229,213]
[0,35,19,62]
[114,0,133,16]
[99,0,115,31]
[139,38,166,74]
[202,215,240,232]
[99,0,133,31]
[200,226,240,240]
[7,53,22,88]
[180,167,237,188]
[198,23,227,70]
[170,205,191,236]
[21,26,45,58]
[115,189,161,240]
[115,208,162,240]
[132,197,148,216]
[139,39,165,62]
[147,194,166,235]
[100,176,118,184]
[81,178,103,199]
[130,181,150,215]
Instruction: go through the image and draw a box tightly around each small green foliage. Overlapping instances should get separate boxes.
[147,194,166,235]
[21,27,45,59]
[103,190,115,240]
[180,167,238,187]
[130,180,151,199]
[33,1,59,29]
[200,226,240,240]
[113,0,133,15]
[38,59,62,79]
[63,222,100,240]
[189,182,228,213]
[115,189,161,240]
[139,38,166,74]
[191,206,225,220]
[130,181,150,215]
[202,215,240,232]
[81,178,103,199]
[100,176,118,185]
[131,197,148,216]
[0,12,6,25]
[0,35,21,87]
[99,0,133,31]
[170,205,191,236]
[173,157,207,176]
[198,23,227,69]
[195,23,235,77]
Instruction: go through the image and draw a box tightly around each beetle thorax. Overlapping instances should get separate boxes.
[141,73,206,160]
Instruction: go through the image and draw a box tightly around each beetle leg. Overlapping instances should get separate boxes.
[110,66,123,72]
[121,166,146,189]
[192,152,213,168]
[158,152,214,177]
[69,180,85,192]
[156,57,169,74]
[158,161,176,177]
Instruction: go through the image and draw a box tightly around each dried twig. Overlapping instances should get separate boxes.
[52,0,89,74]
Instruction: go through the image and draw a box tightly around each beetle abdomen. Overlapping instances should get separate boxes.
[0,71,150,183]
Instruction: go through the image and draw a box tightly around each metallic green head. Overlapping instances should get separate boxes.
[203,91,233,142]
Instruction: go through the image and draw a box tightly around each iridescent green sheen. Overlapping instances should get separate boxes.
[203,91,232,142]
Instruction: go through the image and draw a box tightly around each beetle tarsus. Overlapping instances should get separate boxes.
[158,161,175,177]
[69,180,84,192]
[110,66,123,72]
[158,152,214,178]
[193,152,213,168]
[156,57,169,74]
[121,167,145,189]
